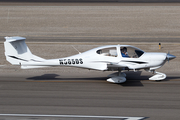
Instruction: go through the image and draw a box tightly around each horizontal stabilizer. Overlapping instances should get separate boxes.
[5,36,26,42]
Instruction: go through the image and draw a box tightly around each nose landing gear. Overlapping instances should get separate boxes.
[146,70,166,81]
[149,71,166,81]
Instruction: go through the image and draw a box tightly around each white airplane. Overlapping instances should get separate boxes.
[4,36,176,83]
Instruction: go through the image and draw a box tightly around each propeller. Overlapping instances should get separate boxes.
[166,51,176,63]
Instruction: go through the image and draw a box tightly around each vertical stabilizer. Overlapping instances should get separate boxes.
[4,36,44,65]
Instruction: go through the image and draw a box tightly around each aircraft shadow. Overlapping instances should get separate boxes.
[26,71,146,87]
[26,72,180,87]
[165,76,180,81]
[27,74,60,80]
[119,71,147,86]
[26,74,107,81]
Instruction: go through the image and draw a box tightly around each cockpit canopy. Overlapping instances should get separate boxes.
[120,46,144,58]
[96,45,144,58]
[96,47,117,57]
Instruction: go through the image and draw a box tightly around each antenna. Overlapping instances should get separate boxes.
[71,45,81,54]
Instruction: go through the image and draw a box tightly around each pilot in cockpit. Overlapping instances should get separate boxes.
[121,47,129,58]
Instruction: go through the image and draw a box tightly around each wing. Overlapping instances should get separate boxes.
[106,60,149,71]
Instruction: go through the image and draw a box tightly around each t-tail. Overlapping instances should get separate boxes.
[4,36,47,69]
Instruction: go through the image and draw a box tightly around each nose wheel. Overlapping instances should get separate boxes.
[149,70,166,81]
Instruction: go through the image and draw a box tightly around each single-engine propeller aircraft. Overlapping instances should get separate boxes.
[4,36,176,83]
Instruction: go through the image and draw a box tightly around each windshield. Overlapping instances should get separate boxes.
[120,46,144,58]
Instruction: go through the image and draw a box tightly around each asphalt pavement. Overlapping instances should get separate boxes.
[0,71,180,120]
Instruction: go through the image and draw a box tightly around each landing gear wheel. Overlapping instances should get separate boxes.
[107,71,126,83]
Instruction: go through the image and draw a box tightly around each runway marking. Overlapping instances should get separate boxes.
[0,114,147,120]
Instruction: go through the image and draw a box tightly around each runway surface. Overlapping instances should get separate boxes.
[0,70,180,120]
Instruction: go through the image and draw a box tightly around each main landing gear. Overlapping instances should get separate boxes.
[107,71,126,83]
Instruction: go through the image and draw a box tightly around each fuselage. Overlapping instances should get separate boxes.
[55,45,168,71]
